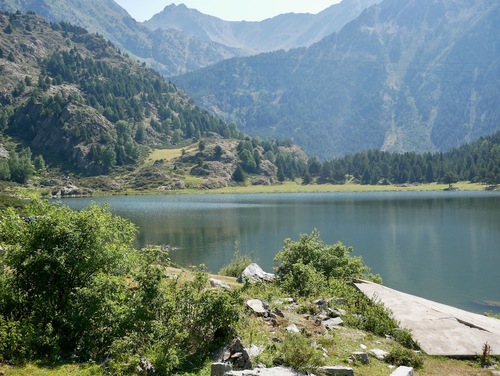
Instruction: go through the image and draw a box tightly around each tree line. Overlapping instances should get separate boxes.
[306,131,500,186]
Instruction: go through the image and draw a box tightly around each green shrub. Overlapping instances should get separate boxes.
[385,346,424,369]
[0,199,240,372]
[219,245,253,277]
[282,333,324,372]
[279,261,326,297]
[274,230,371,283]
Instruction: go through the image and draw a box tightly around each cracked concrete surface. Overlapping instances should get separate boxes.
[355,280,500,356]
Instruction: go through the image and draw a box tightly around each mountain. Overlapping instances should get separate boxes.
[144,0,381,53]
[174,0,500,159]
[0,12,239,174]
[0,12,308,190]
[0,0,246,76]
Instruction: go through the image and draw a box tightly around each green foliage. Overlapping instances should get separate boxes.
[232,164,246,183]
[281,333,324,372]
[385,346,424,369]
[0,199,239,370]
[278,262,326,297]
[0,148,35,183]
[319,131,500,185]
[274,229,370,284]
[219,245,253,277]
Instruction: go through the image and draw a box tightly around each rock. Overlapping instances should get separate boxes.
[210,278,231,290]
[273,307,285,318]
[352,351,369,364]
[370,348,389,360]
[390,366,414,376]
[247,344,264,357]
[320,366,354,376]
[214,337,252,370]
[313,299,328,308]
[274,298,294,305]
[136,358,155,374]
[286,324,300,333]
[211,362,232,376]
[247,299,268,316]
[238,263,275,283]
[52,184,92,198]
[323,317,343,330]
[225,366,306,376]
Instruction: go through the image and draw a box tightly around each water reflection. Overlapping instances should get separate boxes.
[64,191,500,313]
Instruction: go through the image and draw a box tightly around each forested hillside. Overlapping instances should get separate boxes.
[0,12,309,189]
[313,131,500,186]
[175,0,500,160]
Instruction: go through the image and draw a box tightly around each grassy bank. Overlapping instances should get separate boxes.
[102,180,491,197]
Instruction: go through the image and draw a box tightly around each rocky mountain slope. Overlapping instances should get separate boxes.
[144,0,381,53]
[0,0,246,76]
[0,12,308,190]
[0,0,381,76]
[174,0,500,159]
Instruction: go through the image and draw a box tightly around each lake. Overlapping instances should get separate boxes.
[63,191,500,314]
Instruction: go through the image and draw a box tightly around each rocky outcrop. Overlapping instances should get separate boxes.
[51,184,92,197]
[238,263,275,283]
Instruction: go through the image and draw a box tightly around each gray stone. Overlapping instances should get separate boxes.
[355,280,500,356]
[352,351,369,364]
[274,298,294,305]
[246,299,268,315]
[390,366,414,376]
[211,362,232,376]
[238,263,275,283]
[323,317,343,329]
[286,324,300,333]
[214,337,252,370]
[210,278,231,290]
[369,348,388,360]
[320,366,354,376]
[273,307,285,318]
[225,367,306,376]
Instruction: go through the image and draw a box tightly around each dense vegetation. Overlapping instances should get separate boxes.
[0,12,313,188]
[0,199,240,373]
[0,199,425,374]
[312,131,500,186]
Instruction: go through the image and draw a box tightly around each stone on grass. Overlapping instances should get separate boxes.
[246,299,268,316]
[238,263,275,283]
[225,366,306,376]
[370,348,389,360]
[320,366,354,376]
[286,324,300,333]
[210,278,231,290]
[323,317,343,329]
[390,366,414,376]
[352,351,369,364]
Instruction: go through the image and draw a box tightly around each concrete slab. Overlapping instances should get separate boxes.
[355,280,500,356]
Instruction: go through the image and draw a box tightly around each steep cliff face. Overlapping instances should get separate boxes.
[174,0,500,159]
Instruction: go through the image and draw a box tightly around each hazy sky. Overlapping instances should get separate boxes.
[114,0,342,22]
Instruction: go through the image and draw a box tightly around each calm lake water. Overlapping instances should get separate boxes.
[63,191,500,314]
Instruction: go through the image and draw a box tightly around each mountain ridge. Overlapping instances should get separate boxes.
[144,0,382,53]
[173,0,500,159]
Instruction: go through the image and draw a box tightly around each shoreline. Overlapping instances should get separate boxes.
[57,181,497,198]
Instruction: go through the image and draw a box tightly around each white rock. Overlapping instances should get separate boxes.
[390,366,414,376]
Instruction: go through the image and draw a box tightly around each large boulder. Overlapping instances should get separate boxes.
[214,337,252,370]
[238,263,275,283]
